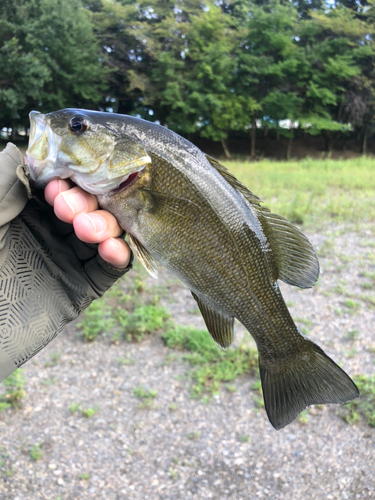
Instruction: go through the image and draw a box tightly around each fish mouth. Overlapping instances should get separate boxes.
[26,111,64,187]
[26,109,151,195]
[111,171,140,195]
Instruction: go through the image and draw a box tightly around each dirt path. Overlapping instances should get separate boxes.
[0,226,374,499]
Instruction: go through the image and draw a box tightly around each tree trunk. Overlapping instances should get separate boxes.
[264,126,268,138]
[324,132,332,154]
[220,138,231,159]
[250,116,256,160]
[362,125,368,155]
[286,123,294,161]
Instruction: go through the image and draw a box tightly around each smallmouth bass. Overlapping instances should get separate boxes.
[26,109,359,429]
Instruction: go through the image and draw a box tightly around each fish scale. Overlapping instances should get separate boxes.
[26,108,359,429]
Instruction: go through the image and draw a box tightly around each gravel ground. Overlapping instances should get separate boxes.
[0,225,374,500]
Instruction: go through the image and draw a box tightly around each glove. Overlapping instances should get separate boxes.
[0,143,133,382]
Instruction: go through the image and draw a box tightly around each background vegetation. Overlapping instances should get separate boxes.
[1,0,375,157]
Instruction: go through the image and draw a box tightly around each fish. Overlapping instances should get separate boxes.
[26,108,359,429]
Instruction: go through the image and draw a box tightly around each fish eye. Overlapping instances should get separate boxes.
[69,117,88,134]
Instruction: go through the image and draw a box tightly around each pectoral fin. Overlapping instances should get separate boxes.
[191,292,234,349]
[128,234,158,279]
[141,188,201,220]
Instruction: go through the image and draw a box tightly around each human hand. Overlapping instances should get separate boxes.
[44,180,131,269]
[0,143,133,382]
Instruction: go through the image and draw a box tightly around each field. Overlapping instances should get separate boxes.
[0,157,374,499]
[227,156,375,227]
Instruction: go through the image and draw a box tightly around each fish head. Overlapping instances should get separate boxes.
[26,109,151,195]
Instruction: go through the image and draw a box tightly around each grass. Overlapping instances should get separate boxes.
[240,434,251,443]
[341,374,375,427]
[0,369,25,411]
[133,386,157,408]
[162,326,259,398]
[226,157,375,228]
[133,386,157,399]
[77,262,171,342]
[344,329,361,341]
[29,443,43,461]
[187,430,200,440]
[43,352,61,367]
[69,403,99,418]
[79,472,91,480]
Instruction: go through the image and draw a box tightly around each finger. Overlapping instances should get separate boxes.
[53,187,99,223]
[44,179,74,206]
[72,210,123,243]
[98,238,132,269]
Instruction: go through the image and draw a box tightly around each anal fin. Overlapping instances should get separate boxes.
[191,292,234,349]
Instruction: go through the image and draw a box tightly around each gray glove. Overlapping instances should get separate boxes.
[0,143,133,382]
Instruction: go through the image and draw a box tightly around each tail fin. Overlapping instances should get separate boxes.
[259,339,359,430]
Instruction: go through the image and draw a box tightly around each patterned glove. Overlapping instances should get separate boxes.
[0,143,133,382]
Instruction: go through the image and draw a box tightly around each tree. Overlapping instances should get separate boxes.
[296,5,373,151]
[0,0,108,130]
[342,0,375,153]
[86,0,204,121]
[235,0,301,157]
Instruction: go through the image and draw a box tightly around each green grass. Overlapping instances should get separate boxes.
[0,369,25,411]
[162,326,259,398]
[43,352,61,367]
[133,386,157,408]
[187,430,200,440]
[77,262,171,343]
[79,472,91,480]
[341,374,375,427]
[29,443,43,461]
[344,329,361,341]
[133,386,157,399]
[77,300,117,341]
[69,402,99,418]
[226,157,375,228]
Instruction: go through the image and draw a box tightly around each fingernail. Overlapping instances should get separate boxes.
[57,180,65,194]
[83,213,107,232]
[109,238,121,251]
[61,192,87,214]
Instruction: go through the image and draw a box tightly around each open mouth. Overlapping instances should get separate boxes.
[111,171,140,194]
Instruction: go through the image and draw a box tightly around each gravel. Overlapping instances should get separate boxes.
[0,225,374,499]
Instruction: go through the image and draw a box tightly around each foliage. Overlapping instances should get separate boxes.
[0,0,108,128]
[2,0,375,152]
[77,299,117,341]
[77,265,171,342]
[133,386,157,408]
[162,326,259,398]
[29,443,43,461]
[133,386,157,399]
[0,369,25,411]
[342,374,375,427]
[69,402,99,418]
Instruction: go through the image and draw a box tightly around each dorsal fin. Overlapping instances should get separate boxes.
[256,208,319,288]
[205,155,262,205]
[206,155,319,289]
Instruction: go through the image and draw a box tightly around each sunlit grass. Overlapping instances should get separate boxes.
[162,326,259,398]
[225,157,375,227]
